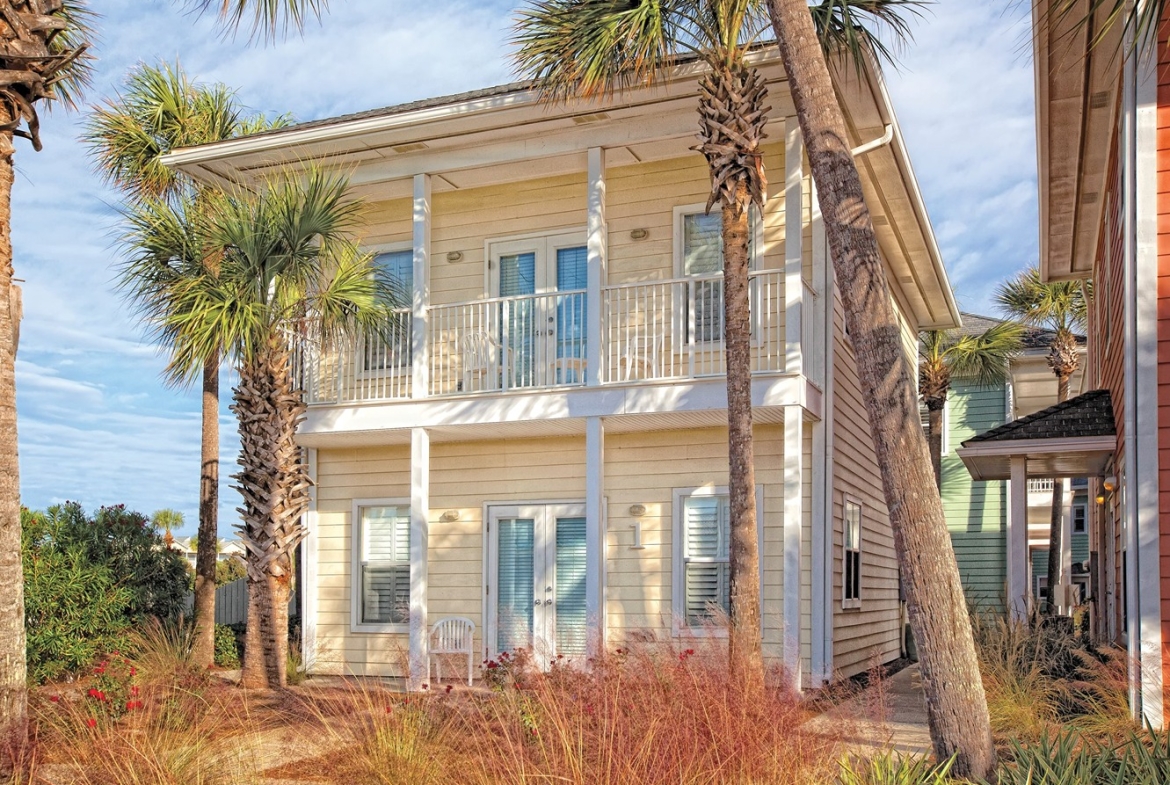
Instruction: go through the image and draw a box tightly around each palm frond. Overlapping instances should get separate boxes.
[994,266,1088,335]
[46,1,98,110]
[808,0,928,72]
[945,321,1024,388]
[84,61,247,201]
[1047,0,1167,57]
[189,0,327,43]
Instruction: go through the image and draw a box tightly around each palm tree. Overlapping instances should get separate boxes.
[919,321,1023,487]
[155,168,398,689]
[0,0,316,760]
[152,508,186,549]
[0,0,93,757]
[765,0,996,778]
[514,0,777,677]
[84,61,290,670]
[996,267,1088,615]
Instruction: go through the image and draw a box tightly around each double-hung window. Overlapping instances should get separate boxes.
[843,499,862,608]
[1072,501,1087,534]
[355,503,411,629]
[364,249,413,372]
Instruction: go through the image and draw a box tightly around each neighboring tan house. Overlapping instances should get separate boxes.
[164,48,958,690]
[958,1,1170,729]
[172,537,246,570]
[932,314,1087,612]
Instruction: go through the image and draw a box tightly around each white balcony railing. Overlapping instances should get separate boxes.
[297,313,412,404]
[1027,478,1055,493]
[601,269,784,382]
[297,268,821,405]
[428,290,587,396]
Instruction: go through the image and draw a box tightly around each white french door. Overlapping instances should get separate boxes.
[488,232,588,388]
[487,503,588,664]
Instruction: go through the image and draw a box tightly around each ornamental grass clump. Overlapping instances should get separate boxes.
[459,640,836,785]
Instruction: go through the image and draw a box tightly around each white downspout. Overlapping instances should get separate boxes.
[850,124,893,157]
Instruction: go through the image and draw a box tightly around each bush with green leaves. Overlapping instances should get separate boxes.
[836,753,956,785]
[213,624,241,668]
[215,557,246,585]
[22,503,191,684]
[997,729,1170,785]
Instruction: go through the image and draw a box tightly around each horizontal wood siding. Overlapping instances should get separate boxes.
[829,289,902,677]
[942,382,1008,610]
[1158,16,1170,720]
[311,427,791,676]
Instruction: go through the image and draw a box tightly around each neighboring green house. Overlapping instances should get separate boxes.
[926,314,1087,613]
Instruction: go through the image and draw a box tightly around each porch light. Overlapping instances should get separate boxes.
[446,251,463,263]
[628,504,646,517]
[629,228,649,241]
[440,510,460,522]
[1095,493,1106,505]
[1102,475,1118,492]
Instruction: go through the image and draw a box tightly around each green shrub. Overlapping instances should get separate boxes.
[837,753,956,785]
[22,503,191,684]
[214,624,240,669]
[214,557,246,585]
[998,728,1170,784]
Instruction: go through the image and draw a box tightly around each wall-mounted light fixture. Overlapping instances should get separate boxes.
[1095,493,1107,505]
[630,228,649,241]
[629,504,646,517]
[1102,475,1118,493]
[446,251,463,263]
[440,510,460,522]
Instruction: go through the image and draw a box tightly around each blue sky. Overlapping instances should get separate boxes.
[15,0,1038,535]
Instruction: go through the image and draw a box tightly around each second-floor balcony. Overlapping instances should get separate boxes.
[297,268,824,406]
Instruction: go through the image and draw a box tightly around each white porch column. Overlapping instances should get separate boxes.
[412,174,432,399]
[809,180,833,686]
[1007,456,1028,621]
[783,404,804,687]
[585,416,606,655]
[1060,479,1074,613]
[302,448,319,673]
[586,148,607,387]
[408,427,430,689]
[784,118,804,376]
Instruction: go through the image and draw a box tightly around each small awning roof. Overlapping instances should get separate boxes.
[956,389,1116,481]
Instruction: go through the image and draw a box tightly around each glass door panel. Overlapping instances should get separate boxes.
[496,517,535,654]
[554,246,588,385]
[554,516,588,657]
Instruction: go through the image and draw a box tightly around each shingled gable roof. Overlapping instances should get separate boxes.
[957,312,1086,351]
[962,388,1115,446]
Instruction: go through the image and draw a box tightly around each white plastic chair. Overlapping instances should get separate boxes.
[460,332,501,392]
[428,616,476,686]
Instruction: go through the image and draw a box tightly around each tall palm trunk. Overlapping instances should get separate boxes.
[694,62,768,679]
[765,1,994,778]
[0,125,26,758]
[191,353,219,667]
[1044,370,1072,615]
[233,335,309,689]
[722,182,762,677]
[927,404,943,490]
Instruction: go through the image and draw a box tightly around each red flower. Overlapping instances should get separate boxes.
[85,718,96,729]
[445,685,453,694]
[486,661,499,670]
[386,706,393,714]
[129,667,136,676]
[87,689,99,699]
[421,684,429,690]
[126,701,135,711]
[130,686,139,697]
[49,695,59,703]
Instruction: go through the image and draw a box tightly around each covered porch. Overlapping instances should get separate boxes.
[956,389,1116,620]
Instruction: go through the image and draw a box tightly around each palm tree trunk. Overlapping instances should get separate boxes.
[0,127,26,763]
[234,336,309,689]
[1044,374,1071,615]
[928,405,943,490]
[191,352,220,668]
[765,1,994,777]
[722,185,762,679]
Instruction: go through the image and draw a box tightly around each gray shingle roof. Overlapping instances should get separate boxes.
[962,389,1115,445]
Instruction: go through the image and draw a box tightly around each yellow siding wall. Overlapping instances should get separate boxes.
[311,426,789,676]
[357,144,789,305]
[829,289,904,677]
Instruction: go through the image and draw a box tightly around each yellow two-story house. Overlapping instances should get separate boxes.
[165,48,958,689]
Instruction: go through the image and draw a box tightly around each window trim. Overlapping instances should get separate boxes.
[1072,500,1088,534]
[358,242,414,379]
[842,495,863,610]
[672,203,764,347]
[671,485,764,638]
[351,497,412,634]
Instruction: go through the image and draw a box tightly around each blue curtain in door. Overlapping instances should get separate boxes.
[497,518,535,654]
